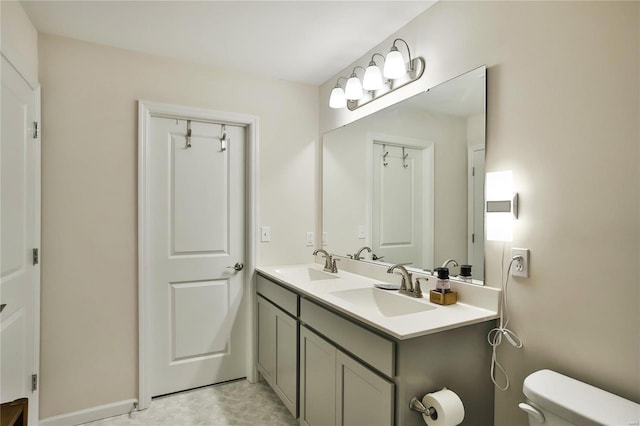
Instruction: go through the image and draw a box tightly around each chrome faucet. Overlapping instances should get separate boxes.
[386,263,422,298]
[442,259,459,269]
[353,246,372,260]
[313,249,338,273]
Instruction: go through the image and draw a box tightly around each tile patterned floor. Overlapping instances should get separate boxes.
[82,380,298,426]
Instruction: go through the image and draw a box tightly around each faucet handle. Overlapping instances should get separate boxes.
[414,277,429,298]
[331,258,340,273]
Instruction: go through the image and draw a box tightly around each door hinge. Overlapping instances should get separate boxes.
[472,167,475,177]
[32,374,38,392]
[33,248,39,265]
[472,233,475,243]
[33,122,40,139]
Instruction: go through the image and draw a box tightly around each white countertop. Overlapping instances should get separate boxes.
[256,263,500,340]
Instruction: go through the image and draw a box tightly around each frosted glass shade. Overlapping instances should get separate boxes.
[486,171,514,242]
[344,76,363,100]
[384,49,406,79]
[363,65,383,91]
[329,86,347,109]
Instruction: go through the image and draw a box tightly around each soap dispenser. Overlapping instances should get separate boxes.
[459,264,472,281]
[429,267,458,305]
[434,267,451,293]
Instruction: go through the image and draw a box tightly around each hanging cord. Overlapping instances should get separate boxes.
[488,243,524,391]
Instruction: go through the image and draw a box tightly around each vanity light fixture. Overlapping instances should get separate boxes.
[486,171,518,242]
[328,38,425,111]
[384,38,412,79]
[345,66,366,100]
[329,77,348,109]
[363,53,386,91]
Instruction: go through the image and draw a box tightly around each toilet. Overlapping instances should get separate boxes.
[519,369,640,425]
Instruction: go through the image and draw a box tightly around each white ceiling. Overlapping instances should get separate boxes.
[21,0,436,86]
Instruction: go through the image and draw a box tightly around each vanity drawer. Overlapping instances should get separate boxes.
[300,298,395,378]
[256,274,298,316]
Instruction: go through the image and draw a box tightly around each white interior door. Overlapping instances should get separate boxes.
[372,143,432,268]
[148,117,246,397]
[1,56,40,424]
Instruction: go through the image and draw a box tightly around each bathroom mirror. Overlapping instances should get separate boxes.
[323,65,486,283]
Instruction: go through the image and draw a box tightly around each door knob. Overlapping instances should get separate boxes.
[226,262,244,271]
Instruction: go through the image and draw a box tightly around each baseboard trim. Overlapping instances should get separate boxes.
[39,398,138,426]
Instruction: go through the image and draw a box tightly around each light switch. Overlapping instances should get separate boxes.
[306,232,314,246]
[261,226,271,242]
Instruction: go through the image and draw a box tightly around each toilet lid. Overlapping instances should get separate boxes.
[523,369,640,425]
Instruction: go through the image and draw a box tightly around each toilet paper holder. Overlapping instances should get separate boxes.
[410,396,438,421]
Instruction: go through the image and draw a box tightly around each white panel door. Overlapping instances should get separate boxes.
[148,117,246,396]
[372,144,427,267]
[0,56,39,423]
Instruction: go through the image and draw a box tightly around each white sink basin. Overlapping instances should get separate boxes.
[329,287,436,317]
[274,266,337,282]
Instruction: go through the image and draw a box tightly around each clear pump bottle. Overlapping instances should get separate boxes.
[434,267,451,293]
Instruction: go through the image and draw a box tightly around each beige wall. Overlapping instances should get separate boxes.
[321,1,639,425]
[38,34,318,418]
[1,0,38,82]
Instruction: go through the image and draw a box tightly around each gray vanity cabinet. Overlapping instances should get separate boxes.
[299,325,336,425]
[336,348,394,426]
[299,325,394,426]
[256,277,298,417]
[256,272,494,426]
[299,297,395,426]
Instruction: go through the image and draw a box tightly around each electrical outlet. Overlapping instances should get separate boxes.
[357,225,366,239]
[511,248,529,278]
[261,226,271,242]
[306,232,314,247]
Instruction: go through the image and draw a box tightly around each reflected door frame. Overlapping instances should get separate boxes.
[467,144,485,280]
[137,101,259,409]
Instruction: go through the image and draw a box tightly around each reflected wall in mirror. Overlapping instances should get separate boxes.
[323,66,486,283]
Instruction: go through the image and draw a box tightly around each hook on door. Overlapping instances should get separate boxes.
[219,124,227,152]
[186,120,192,148]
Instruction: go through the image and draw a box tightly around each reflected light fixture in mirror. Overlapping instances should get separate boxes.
[486,171,518,242]
[329,38,425,111]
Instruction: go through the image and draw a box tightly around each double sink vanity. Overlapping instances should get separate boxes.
[255,259,501,426]
[257,63,495,425]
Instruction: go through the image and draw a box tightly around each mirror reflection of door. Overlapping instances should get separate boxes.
[372,142,434,269]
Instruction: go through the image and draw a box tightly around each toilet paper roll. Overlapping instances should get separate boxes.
[421,388,465,426]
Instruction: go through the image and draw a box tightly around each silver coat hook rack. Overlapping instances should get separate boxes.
[382,144,389,166]
[402,147,409,168]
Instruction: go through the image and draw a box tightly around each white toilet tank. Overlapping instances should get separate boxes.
[520,369,640,425]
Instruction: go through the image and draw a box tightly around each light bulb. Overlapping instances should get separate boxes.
[329,86,346,109]
[344,75,363,100]
[383,48,406,79]
[363,64,383,91]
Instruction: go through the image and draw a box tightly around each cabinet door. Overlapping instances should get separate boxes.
[257,296,276,382]
[274,309,297,416]
[336,351,394,426]
[300,326,336,426]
